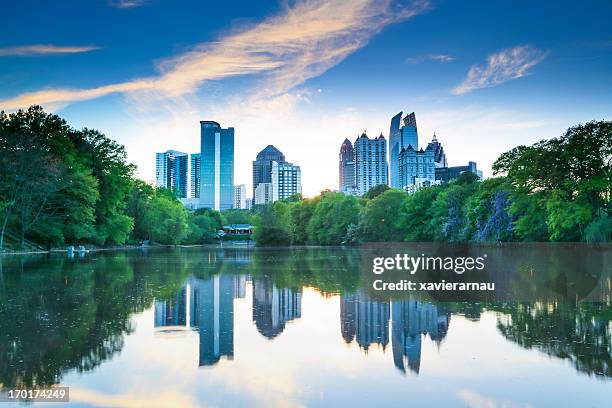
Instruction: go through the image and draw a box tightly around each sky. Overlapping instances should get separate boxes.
[1,0,612,197]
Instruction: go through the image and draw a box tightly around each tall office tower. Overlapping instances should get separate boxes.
[354,132,388,196]
[190,153,201,198]
[234,184,246,209]
[254,182,273,205]
[200,121,234,211]
[271,161,301,201]
[339,138,356,192]
[398,145,435,188]
[155,150,188,198]
[426,133,447,168]
[252,145,285,199]
[389,112,419,188]
[245,198,253,210]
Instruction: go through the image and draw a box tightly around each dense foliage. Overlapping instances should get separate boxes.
[253,121,611,245]
[1,107,609,248]
[0,107,243,250]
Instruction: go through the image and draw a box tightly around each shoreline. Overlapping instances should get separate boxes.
[2,241,611,257]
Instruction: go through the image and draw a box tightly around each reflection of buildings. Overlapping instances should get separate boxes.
[391,301,450,374]
[252,278,302,339]
[154,274,247,366]
[340,292,390,351]
[154,287,187,327]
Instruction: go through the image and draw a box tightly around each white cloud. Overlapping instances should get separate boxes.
[0,44,101,57]
[109,0,148,9]
[406,54,455,64]
[452,45,547,95]
[0,0,429,111]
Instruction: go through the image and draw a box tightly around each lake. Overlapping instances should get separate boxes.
[0,245,610,407]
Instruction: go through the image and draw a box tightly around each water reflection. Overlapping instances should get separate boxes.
[0,245,610,400]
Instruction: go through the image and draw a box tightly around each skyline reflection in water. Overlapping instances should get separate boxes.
[0,245,610,407]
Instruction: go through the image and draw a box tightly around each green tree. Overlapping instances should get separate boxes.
[363,184,390,200]
[307,192,360,245]
[144,189,187,245]
[360,189,407,242]
[400,186,442,241]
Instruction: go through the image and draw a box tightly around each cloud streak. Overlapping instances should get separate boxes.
[406,54,455,64]
[452,45,547,95]
[0,44,101,57]
[0,0,429,111]
[109,0,148,9]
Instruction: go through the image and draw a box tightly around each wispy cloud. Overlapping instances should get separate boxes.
[406,54,455,64]
[0,44,101,57]
[452,45,547,95]
[0,0,429,111]
[109,0,148,9]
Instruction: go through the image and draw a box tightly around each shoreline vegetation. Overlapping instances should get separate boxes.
[1,106,611,253]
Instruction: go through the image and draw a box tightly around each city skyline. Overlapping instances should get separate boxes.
[1,1,611,196]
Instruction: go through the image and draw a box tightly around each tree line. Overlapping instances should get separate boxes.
[1,106,610,249]
[253,120,611,245]
[0,106,252,251]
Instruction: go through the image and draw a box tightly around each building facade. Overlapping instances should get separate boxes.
[389,112,419,188]
[398,145,435,189]
[339,138,356,193]
[155,150,188,198]
[252,145,285,199]
[254,182,273,205]
[354,132,388,196]
[435,161,481,183]
[190,153,201,198]
[233,184,247,209]
[271,161,302,202]
[426,133,447,168]
[200,121,234,211]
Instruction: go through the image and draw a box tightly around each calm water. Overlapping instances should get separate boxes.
[0,245,611,407]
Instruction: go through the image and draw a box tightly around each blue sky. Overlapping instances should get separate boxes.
[1,0,611,196]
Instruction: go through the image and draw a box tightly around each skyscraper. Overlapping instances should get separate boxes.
[354,132,388,196]
[190,153,201,198]
[252,145,285,199]
[426,133,447,168]
[200,121,234,211]
[271,161,301,201]
[398,145,435,188]
[156,150,188,198]
[389,112,419,188]
[339,138,356,193]
[234,184,247,209]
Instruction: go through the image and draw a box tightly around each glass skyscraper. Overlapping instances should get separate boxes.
[389,112,419,188]
[155,150,188,198]
[200,121,234,211]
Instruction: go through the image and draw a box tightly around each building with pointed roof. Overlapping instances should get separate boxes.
[354,132,388,196]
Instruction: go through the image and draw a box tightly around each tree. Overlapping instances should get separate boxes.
[144,190,187,245]
[253,203,292,246]
[307,192,360,245]
[364,184,390,200]
[360,189,407,242]
[400,186,442,241]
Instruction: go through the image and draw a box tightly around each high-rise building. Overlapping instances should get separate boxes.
[389,112,419,188]
[340,291,389,351]
[339,138,356,193]
[190,153,201,198]
[156,150,188,198]
[252,145,285,199]
[398,145,435,189]
[233,184,247,209]
[354,132,388,196]
[426,133,447,168]
[254,182,273,205]
[252,277,302,339]
[245,198,253,210]
[271,161,301,201]
[200,121,234,211]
